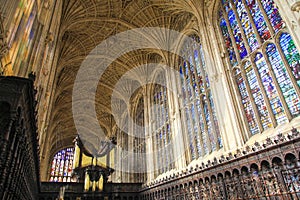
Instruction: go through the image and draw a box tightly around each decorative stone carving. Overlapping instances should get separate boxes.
[291,0,300,12]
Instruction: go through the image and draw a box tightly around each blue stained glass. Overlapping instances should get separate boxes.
[261,0,284,33]
[244,61,272,130]
[266,44,300,117]
[228,10,248,59]
[220,16,238,67]
[50,148,74,182]
[280,33,300,87]
[235,0,259,51]
[246,0,271,42]
[255,53,287,124]
[235,68,259,135]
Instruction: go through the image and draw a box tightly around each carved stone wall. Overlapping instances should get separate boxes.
[140,129,300,200]
[0,76,40,200]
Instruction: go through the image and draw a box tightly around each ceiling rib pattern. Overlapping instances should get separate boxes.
[49,0,196,149]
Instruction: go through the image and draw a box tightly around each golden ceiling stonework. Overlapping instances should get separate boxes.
[49,0,204,148]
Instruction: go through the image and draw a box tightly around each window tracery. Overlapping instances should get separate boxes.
[49,147,74,182]
[151,73,174,176]
[178,35,222,161]
[219,0,300,135]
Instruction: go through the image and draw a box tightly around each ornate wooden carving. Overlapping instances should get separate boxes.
[141,130,300,200]
[0,76,40,199]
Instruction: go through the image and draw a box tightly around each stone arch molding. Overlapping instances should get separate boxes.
[73,27,204,173]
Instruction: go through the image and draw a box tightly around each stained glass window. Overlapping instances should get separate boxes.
[220,14,238,67]
[244,61,272,129]
[266,44,300,117]
[152,73,174,177]
[255,52,288,125]
[219,0,300,136]
[228,10,248,59]
[261,0,285,32]
[49,148,74,182]
[246,0,271,42]
[132,96,146,182]
[280,33,300,87]
[178,35,222,161]
[235,0,259,51]
[234,68,259,135]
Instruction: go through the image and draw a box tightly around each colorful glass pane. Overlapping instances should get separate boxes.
[246,0,271,41]
[179,35,222,158]
[228,10,248,59]
[261,0,284,32]
[50,147,74,182]
[235,0,259,51]
[220,17,238,67]
[235,68,259,135]
[266,44,300,117]
[244,61,272,130]
[255,53,288,124]
[280,33,300,87]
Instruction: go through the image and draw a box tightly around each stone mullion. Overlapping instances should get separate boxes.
[195,47,212,153]
[230,67,254,141]
[256,0,276,37]
[178,57,193,163]
[199,95,212,154]
[241,0,263,47]
[222,7,242,64]
[184,51,199,160]
[186,59,199,159]
[160,85,168,173]
[182,53,198,161]
[187,46,205,158]
[120,131,124,182]
[152,92,159,178]
[174,60,190,167]
[158,89,164,174]
[129,104,135,182]
[195,44,222,150]
[196,44,225,150]
[144,89,154,182]
[165,79,173,171]
[204,92,221,150]
[275,40,300,106]
[261,50,293,121]
[251,58,277,127]
[240,65,264,133]
[230,0,252,55]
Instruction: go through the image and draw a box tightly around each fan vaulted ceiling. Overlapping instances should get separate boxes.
[49,0,207,148]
